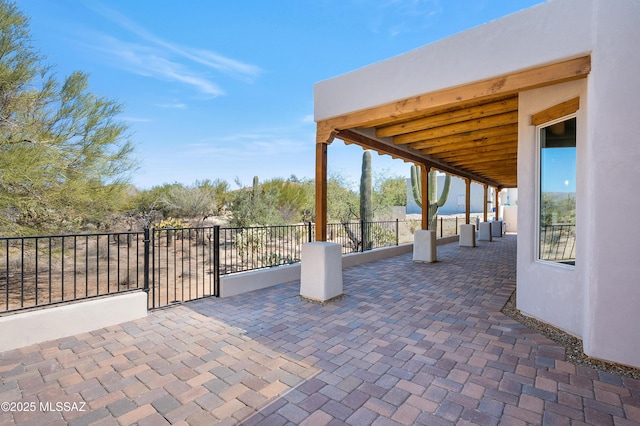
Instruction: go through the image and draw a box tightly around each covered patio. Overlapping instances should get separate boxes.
[312,0,640,370]
[1,236,639,425]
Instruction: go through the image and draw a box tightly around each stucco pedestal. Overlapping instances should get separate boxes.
[459,224,476,247]
[300,242,343,302]
[478,222,493,241]
[413,230,437,263]
[492,220,503,238]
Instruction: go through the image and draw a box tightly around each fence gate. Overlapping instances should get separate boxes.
[148,226,220,309]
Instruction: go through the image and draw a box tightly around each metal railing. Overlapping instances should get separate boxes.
[0,221,398,313]
[1,218,487,314]
[540,224,576,263]
[1,232,148,314]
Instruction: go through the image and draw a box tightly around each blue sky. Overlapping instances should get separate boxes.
[18,0,546,190]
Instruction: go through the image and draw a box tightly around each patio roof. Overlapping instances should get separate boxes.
[316,55,591,190]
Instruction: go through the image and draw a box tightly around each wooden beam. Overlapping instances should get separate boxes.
[465,178,471,225]
[316,56,590,132]
[407,124,518,150]
[375,96,519,138]
[417,133,517,155]
[483,184,488,222]
[531,97,580,125]
[335,129,501,188]
[437,149,517,162]
[315,142,328,241]
[448,155,518,168]
[393,111,518,145]
[316,122,339,144]
[494,187,500,221]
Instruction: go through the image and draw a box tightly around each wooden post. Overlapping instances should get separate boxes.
[494,187,500,221]
[465,178,471,225]
[483,184,488,223]
[421,163,429,230]
[315,142,328,241]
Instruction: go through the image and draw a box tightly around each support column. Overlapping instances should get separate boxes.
[421,164,429,230]
[494,187,500,221]
[315,142,328,241]
[465,178,471,225]
[483,184,488,223]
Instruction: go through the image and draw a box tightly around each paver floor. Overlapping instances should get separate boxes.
[1,235,639,425]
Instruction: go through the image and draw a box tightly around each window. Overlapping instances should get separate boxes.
[538,116,576,265]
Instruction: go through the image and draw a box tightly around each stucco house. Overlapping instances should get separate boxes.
[313,0,640,368]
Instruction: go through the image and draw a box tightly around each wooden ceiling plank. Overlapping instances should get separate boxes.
[393,111,518,145]
[417,133,517,155]
[437,150,518,163]
[449,156,518,167]
[407,124,518,150]
[433,143,517,158]
[375,96,519,138]
[336,129,501,187]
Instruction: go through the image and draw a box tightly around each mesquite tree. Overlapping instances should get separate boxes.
[0,1,136,234]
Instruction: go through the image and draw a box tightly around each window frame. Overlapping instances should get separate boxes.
[535,113,577,268]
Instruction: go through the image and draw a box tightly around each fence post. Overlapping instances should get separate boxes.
[395,219,399,246]
[308,222,312,243]
[213,226,220,297]
[360,220,364,252]
[440,217,443,238]
[143,227,150,306]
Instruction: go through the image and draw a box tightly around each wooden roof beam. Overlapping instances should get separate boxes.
[407,124,518,150]
[392,111,518,145]
[335,129,501,187]
[375,96,518,138]
[417,133,517,155]
[316,55,590,142]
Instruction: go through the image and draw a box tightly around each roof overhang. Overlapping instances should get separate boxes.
[315,55,590,189]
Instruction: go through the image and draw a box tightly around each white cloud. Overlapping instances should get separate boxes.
[78,2,261,95]
[120,116,152,123]
[155,102,188,109]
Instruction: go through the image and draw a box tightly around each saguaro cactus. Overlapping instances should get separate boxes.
[252,175,259,201]
[360,151,373,250]
[410,165,451,230]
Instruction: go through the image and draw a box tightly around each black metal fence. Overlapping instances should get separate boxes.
[540,224,576,263]
[0,220,421,314]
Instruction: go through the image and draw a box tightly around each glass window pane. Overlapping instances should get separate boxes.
[539,117,576,265]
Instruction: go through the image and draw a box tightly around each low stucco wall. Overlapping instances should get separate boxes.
[0,291,148,352]
[220,244,415,298]
[221,238,460,298]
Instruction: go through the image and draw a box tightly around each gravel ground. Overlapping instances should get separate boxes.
[502,291,640,380]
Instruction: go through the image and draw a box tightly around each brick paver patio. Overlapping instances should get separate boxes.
[1,235,639,425]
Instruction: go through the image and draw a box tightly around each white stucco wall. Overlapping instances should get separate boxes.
[314,0,640,368]
[517,79,587,337]
[581,0,640,367]
[314,0,593,121]
[0,292,148,352]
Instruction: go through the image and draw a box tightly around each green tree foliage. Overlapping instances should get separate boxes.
[162,179,228,226]
[230,176,314,226]
[327,173,358,223]
[0,1,136,234]
[229,177,278,227]
[376,176,407,208]
[541,193,575,226]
